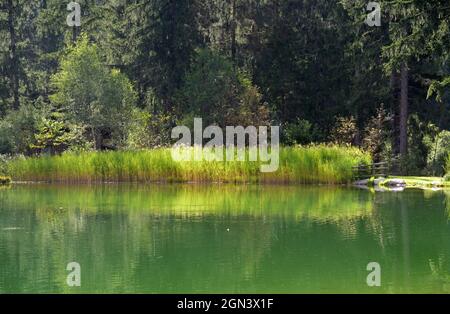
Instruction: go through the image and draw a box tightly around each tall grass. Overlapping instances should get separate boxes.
[6,145,371,184]
[445,154,450,180]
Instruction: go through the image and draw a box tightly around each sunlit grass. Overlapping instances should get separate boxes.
[6,145,371,184]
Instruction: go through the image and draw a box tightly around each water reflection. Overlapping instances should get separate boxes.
[0,185,449,293]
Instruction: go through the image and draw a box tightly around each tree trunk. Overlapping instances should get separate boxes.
[6,0,19,110]
[72,26,77,42]
[230,0,237,63]
[399,64,408,157]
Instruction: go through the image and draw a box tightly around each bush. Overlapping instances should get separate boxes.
[176,49,238,126]
[50,34,137,150]
[445,154,450,179]
[426,130,450,176]
[330,116,358,145]
[402,114,430,175]
[225,81,272,127]
[176,49,272,127]
[0,103,46,155]
[362,106,393,162]
[0,154,11,175]
[282,118,320,145]
[127,109,175,149]
[31,114,90,155]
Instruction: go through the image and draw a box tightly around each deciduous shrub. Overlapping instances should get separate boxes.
[0,103,46,155]
[362,106,393,162]
[282,118,320,145]
[330,116,358,145]
[426,130,450,176]
[176,49,272,127]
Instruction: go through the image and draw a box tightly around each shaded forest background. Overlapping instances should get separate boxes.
[0,0,449,175]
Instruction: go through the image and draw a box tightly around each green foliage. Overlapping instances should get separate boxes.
[282,118,320,145]
[427,130,450,176]
[6,145,371,184]
[445,153,450,180]
[444,174,450,182]
[342,0,450,75]
[362,106,393,162]
[330,117,358,145]
[122,0,202,106]
[176,48,239,125]
[50,34,137,149]
[0,154,11,176]
[0,103,47,155]
[255,0,355,127]
[402,114,431,175]
[0,0,449,180]
[31,115,89,155]
[226,77,272,127]
[428,77,450,103]
[127,110,175,149]
[177,49,271,127]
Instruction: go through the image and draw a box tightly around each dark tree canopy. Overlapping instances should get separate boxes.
[0,0,449,174]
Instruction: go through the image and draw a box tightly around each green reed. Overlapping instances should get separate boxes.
[6,145,371,184]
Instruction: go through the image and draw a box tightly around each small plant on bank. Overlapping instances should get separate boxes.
[0,176,11,185]
[444,174,450,182]
[444,152,450,181]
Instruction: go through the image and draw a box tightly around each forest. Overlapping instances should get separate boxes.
[0,0,449,180]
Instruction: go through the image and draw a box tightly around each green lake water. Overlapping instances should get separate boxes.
[0,184,449,294]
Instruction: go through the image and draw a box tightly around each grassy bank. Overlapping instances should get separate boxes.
[5,145,371,184]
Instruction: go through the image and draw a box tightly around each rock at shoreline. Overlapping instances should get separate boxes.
[353,177,406,188]
[354,179,370,186]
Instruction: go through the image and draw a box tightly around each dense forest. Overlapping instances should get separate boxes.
[0,0,449,175]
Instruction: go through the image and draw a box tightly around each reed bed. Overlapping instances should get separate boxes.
[6,145,371,184]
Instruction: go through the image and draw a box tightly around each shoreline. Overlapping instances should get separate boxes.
[4,176,450,191]
[353,176,450,191]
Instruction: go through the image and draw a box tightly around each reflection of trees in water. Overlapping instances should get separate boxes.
[433,191,450,292]
[1,185,449,293]
[0,185,373,293]
[366,190,450,293]
[429,257,450,293]
[443,191,450,219]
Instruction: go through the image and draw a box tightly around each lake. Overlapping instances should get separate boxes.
[0,184,449,293]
